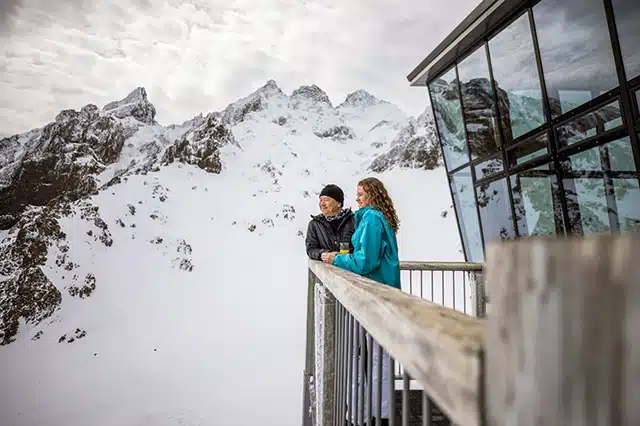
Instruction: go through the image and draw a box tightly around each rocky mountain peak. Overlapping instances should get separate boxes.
[290,85,333,108]
[103,87,156,125]
[339,89,383,108]
[222,80,284,125]
[261,79,282,95]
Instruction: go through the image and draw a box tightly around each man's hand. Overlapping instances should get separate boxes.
[321,251,339,264]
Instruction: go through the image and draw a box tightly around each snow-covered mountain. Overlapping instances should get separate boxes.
[0,81,458,426]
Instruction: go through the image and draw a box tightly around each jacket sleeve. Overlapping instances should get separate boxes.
[306,221,328,260]
[344,217,356,252]
[332,215,383,275]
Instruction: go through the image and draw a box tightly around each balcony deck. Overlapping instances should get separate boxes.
[301,233,640,426]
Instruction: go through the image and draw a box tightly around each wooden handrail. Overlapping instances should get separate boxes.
[400,261,483,271]
[309,260,486,426]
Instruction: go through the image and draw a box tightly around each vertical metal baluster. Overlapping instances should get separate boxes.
[333,301,340,426]
[409,270,413,296]
[337,304,345,426]
[441,270,445,307]
[375,342,382,423]
[367,333,373,426]
[422,392,432,426]
[343,307,350,426]
[358,324,365,426]
[389,357,396,426]
[335,304,342,426]
[452,270,456,311]
[402,372,410,426]
[463,271,467,315]
[347,314,354,426]
[420,271,424,299]
[353,320,360,425]
[430,270,434,303]
[340,309,349,426]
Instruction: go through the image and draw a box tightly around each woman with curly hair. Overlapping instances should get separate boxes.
[321,176,400,289]
[321,177,400,426]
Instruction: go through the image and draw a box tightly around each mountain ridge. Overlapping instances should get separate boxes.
[0,79,442,346]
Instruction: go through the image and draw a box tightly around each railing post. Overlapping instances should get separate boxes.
[314,282,336,426]
[484,234,640,426]
[302,268,317,426]
[472,270,486,319]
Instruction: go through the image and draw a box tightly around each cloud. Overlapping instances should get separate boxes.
[0,0,480,136]
[0,0,21,32]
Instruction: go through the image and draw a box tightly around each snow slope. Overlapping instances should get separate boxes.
[0,82,461,426]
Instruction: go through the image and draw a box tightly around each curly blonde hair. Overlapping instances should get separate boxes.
[358,177,400,233]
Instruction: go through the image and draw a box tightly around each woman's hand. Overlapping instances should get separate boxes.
[321,251,339,264]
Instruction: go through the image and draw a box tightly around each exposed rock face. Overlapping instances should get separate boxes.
[314,125,356,141]
[162,112,238,173]
[338,89,384,109]
[370,110,441,172]
[290,85,333,109]
[0,104,135,230]
[0,89,151,344]
[103,87,156,125]
[0,205,68,345]
[222,80,284,125]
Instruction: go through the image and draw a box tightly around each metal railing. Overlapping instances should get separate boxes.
[302,261,485,426]
[399,261,484,317]
[396,262,484,384]
[302,233,640,426]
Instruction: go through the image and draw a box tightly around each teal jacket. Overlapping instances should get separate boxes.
[332,205,401,289]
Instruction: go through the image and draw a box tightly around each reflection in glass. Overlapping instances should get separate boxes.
[563,137,640,234]
[457,46,500,159]
[510,164,562,236]
[507,132,549,166]
[556,101,623,148]
[533,0,618,117]
[451,167,484,262]
[488,12,545,141]
[474,155,504,180]
[611,0,640,80]
[476,178,516,243]
[429,68,469,171]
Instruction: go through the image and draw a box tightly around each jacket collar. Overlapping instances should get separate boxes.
[354,205,373,225]
[311,207,353,221]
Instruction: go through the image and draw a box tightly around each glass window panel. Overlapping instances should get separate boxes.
[429,68,469,171]
[563,137,640,233]
[476,178,516,243]
[635,89,640,118]
[488,12,546,141]
[510,165,562,236]
[457,46,500,159]
[614,179,640,231]
[474,155,504,180]
[533,0,618,117]
[611,0,640,80]
[451,167,484,262]
[556,101,623,148]
[507,132,549,166]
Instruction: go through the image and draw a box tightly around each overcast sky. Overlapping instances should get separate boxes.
[0,0,480,136]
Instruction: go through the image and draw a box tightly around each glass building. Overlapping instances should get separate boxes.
[407,0,640,262]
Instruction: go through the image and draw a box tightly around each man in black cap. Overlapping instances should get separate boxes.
[305,184,355,260]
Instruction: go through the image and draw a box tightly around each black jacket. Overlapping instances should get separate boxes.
[305,209,356,260]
